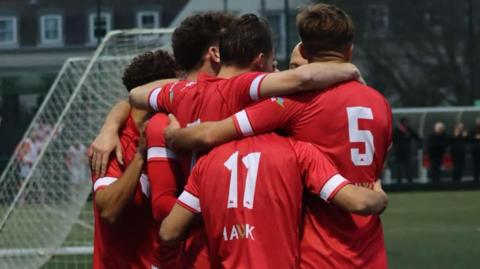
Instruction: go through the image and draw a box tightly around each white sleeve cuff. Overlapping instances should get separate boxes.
[149,88,162,111]
[93,177,118,192]
[139,173,150,197]
[249,74,267,101]
[234,110,254,136]
[178,191,201,213]
[147,147,177,160]
[319,174,349,201]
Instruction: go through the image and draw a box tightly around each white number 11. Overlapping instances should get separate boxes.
[224,151,261,209]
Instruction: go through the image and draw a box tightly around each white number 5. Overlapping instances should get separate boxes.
[347,107,374,166]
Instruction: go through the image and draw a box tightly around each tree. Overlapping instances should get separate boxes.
[354,0,478,107]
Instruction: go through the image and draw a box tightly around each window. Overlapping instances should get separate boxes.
[40,15,62,45]
[0,16,17,46]
[266,13,286,58]
[367,4,389,36]
[137,11,159,29]
[89,12,112,44]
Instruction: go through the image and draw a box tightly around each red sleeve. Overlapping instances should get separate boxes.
[91,157,122,193]
[176,162,201,214]
[292,140,350,202]
[227,72,268,109]
[145,113,183,221]
[147,81,181,113]
[232,96,304,137]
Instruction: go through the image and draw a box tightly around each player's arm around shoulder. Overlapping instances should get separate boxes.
[94,152,145,224]
[145,113,182,221]
[259,61,361,97]
[129,79,178,111]
[89,100,131,177]
[164,114,239,151]
[293,140,387,216]
[331,180,388,216]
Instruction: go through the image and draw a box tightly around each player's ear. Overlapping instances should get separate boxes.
[251,52,272,72]
[207,45,221,64]
[252,53,265,72]
[299,42,308,60]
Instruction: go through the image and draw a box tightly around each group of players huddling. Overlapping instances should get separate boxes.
[88,3,392,269]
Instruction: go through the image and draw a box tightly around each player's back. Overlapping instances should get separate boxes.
[148,72,265,268]
[92,115,155,269]
[291,81,391,184]
[149,72,266,175]
[188,134,306,269]
[291,81,392,268]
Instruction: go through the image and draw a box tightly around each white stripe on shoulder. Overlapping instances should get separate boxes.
[148,147,177,160]
[249,74,267,101]
[319,174,349,201]
[234,110,254,136]
[93,177,118,191]
[139,173,150,197]
[178,191,201,213]
[149,87,162,111]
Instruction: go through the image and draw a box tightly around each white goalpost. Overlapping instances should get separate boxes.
[0,28,173,269]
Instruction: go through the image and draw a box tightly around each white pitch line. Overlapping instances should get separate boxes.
[385,226,479,233]
[385,207,479,214]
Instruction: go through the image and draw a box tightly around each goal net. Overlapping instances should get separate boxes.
[0,28,173,269]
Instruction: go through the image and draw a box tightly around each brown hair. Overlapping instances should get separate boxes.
[219,14,273,68]
[296,4,354,55]
[122,50,178,91]
[172,12,235,72]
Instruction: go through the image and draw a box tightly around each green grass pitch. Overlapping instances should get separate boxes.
[41,190,480,268]
[383,190,479,269]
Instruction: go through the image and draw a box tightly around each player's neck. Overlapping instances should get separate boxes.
[308,51,348,63]
[185,62,219,81]
[309,56,346,64]
[185,71,200,81]
[217,65,251,79]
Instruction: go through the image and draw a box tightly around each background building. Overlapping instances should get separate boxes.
[0,0,188,170]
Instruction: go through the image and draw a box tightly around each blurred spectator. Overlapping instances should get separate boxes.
[450,123,468,182]
[17,131,42,178]
[392,117,421,183]
[427,122,448,183]
[471,117,480,182]
[37,122,53,142]
[66,141,88,184]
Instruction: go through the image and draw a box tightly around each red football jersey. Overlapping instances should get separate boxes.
[147,72,267,176]
[147,72,267,268]
[91,115,155,269]
[145,113,183,269]
[177,133,349,269]
[232,81,392,269]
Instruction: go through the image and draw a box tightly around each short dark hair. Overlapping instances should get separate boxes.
[122,50,178,91]
[219,14,273,68]
[172,12,235,72]
[296,4,354,55]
